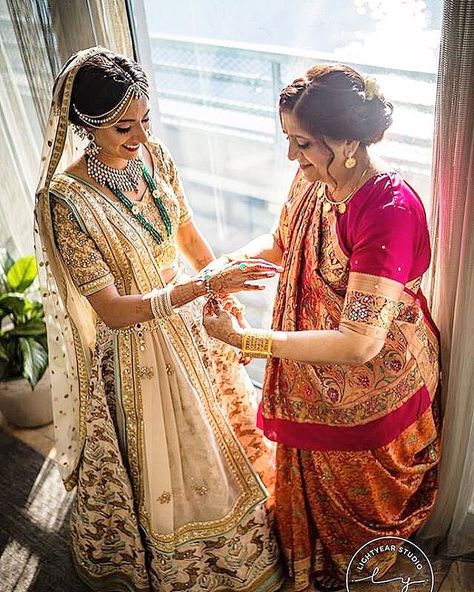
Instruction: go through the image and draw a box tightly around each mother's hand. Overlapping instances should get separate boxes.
[208,259,282,294]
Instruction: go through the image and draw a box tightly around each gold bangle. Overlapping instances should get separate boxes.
[241,329,273,358]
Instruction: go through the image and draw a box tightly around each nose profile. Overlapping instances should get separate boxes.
[287,138,298,161]
[136,123,148,144]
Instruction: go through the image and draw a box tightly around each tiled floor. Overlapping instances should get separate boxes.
[5,421,474,592]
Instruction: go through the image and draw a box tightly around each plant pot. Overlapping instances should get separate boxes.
[0,369,53,428]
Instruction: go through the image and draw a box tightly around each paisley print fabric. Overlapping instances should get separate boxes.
[262,170,440,589]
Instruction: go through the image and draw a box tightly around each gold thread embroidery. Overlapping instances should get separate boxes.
[139,366,154,379]
[55,167,269,551]
[157,491,172,504]
[343,290,399,329]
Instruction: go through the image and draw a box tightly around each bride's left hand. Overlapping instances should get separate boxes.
[203,299,244,350]
[219,295,251,364]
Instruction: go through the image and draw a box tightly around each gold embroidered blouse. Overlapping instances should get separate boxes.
[50,139,192,297]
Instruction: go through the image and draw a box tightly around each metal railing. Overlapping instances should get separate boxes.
[150,33,437,177]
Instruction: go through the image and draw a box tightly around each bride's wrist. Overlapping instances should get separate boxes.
[170,279,206,308]
[190,277,208,299]
[228,328,244,349]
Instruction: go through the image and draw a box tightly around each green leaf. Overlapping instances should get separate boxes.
[35,333,48,352]
[10,318,46,337]
[0,294,28,317]
[26,300,44,319]
[7,256,37,292]
[0,339,22,380]
[18,337,48,388]
[0,249,14,291]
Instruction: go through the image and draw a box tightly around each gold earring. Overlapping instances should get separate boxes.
[345,154,356,169]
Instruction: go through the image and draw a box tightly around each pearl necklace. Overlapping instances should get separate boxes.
[86,153,142,193]
[320,163,371,214]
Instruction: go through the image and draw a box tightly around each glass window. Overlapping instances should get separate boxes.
[0,0,54,255]
[134,0,442,382]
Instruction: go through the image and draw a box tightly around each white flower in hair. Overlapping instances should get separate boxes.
[363,76,382,101]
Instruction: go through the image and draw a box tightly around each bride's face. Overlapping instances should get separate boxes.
[90,96,150,162]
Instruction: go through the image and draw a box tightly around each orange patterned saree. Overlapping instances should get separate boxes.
[259,171,441,588]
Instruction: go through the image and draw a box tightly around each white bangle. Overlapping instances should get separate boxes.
[150,286,174,319]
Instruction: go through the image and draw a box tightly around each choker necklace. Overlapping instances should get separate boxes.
[86,153,142,192]
[320,162,371,214]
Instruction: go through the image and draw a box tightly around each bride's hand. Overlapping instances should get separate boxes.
[219,295,251,364]
[208,260,282,294]
[203,299,244,349]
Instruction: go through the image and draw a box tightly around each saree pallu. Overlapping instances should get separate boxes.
[48,174,282,592]
[260,172,441,588]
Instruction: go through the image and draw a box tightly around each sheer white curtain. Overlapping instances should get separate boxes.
[418,0,474,556]
[0,0,54,256]
[49,0,133,62]
[0,0,134,258]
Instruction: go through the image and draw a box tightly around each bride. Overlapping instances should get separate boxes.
[34,46,283,592]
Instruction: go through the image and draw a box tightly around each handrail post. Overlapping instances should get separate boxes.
[272,60,282,143]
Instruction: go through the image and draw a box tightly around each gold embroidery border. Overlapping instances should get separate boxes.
[79,272,115,296]
[52,166,268,549]
[320,207,350,288]
[263,363,426,426]
[325,208,347,257]
[340,272,404,339]
[99,203,268,550]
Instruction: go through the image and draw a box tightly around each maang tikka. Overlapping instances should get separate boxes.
[71,72,149,192]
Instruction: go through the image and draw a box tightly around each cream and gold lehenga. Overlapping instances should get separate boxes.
[34,48,282,592]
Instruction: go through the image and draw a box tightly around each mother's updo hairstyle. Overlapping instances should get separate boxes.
[279,64,393,145]
[68,49,149,126]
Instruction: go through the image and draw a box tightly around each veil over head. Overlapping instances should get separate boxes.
[34,46,113,488]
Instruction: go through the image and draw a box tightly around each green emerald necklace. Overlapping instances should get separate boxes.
[107,162,172,245]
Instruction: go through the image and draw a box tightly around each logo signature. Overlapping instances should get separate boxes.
[345,536,434,592]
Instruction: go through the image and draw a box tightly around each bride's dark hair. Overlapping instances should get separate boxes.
[68,49,149,124]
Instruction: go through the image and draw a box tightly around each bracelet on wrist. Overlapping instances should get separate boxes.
[150,286,174,320]
[199,270,219,299]
[241,329,274,359]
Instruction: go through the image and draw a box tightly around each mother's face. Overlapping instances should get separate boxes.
[280,109,349,185]
[89,95,150,162]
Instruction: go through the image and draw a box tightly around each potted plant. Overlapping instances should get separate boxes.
[0,248,52,427]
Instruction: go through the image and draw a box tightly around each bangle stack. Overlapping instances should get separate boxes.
[241,329,274,358]
[150,286,174,320]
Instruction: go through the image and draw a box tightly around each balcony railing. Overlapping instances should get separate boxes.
[150,32,437,183]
